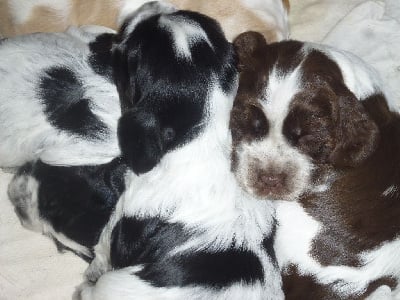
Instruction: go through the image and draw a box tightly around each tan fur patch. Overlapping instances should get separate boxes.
[0,0,16,37]
[71,0,120,29]
[171,0,280,42]
[282,0,290,12]
[13,6,68,35]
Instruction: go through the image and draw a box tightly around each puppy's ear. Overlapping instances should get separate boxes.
[117,110,164,174]
[112,44,137,113]
[233,31,268,72]
[330,90,379,167]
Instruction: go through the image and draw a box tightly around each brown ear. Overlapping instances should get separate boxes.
[233,31,268,72]
[329,90,379,167]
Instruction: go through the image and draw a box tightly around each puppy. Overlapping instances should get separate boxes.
[74,8,283,300]
[7,2,239,264]
[0,24,121,168]
[0,0,290,42]
[230,31,400,299]
[0,2,205,174]
[8,158,128,262]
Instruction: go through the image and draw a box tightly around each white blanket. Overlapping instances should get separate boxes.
[1,1,399,299]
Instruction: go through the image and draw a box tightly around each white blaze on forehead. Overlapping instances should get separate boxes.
[262,64,302,134]
[159,15,213,60]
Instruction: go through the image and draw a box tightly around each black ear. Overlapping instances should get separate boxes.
[329,91,380,167]
[233,31,268,72]
[117,110,164,174]
[112,44,138,113]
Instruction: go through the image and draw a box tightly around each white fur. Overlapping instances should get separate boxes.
[78,82,284,299]
[275,201,400,298]
[159,14,213,60]
[0,27,121,168]
[303,42,386,104]
[234,64,315,201]
[271,43,400,298]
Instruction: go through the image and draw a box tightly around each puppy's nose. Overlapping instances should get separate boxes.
[260,173,286,189]
[255,171,288,198]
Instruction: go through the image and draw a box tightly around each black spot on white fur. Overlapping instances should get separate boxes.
[110,216,265,288]
[9,158,128,258]
[38,66,108,139]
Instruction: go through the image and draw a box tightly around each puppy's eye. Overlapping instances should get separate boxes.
[252,118,265,135]
[249,106,268,138]
[162,127,175,143]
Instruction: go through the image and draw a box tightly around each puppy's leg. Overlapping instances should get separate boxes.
[7,169,42,232]
[75,266,201,300]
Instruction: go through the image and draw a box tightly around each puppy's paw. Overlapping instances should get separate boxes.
[84,258,108,284]
[73,281,95,300]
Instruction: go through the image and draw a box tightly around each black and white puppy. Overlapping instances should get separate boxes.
[74,9,283,300]
[0,24,121,168]
[8,158,128,261]
[230,32,400,299]
[7,2,242,266]
[0,1,180,174]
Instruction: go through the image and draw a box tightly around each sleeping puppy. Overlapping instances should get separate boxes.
[0,0,290,42]
[0,2,194,174]
[7,2,242,266]
[0,24,121,168]
[7,158,128,262]
[73,7,283,300]
[230,31,400,299]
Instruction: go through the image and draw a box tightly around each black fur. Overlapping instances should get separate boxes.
[38,66,108,139]
[88,33,115,80]
[113,10,237,173]
[110,216,265,288]
[17,158,127,257]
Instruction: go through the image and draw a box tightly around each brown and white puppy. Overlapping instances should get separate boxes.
[0,0,289,41]
[230,31,400,299]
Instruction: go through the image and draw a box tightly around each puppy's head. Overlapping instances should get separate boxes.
[230,32,379,200]
[114,2,237,174]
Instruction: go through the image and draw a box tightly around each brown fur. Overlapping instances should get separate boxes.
[283,265,397,300]
[304,94,400,265]
[231,31,400,297]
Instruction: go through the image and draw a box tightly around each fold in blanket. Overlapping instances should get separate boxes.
[323,0,400,112]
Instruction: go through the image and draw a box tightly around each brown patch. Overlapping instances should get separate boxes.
[71,0,120,29]
[0,1,67,37]
[0,0,16,37]
[303,94,400,264]
[283,265,397,300]
[296,50,379,167]
[283,265,342,300]
[172,0,284,41]
[282,0,290,11]
[13,6,68,35]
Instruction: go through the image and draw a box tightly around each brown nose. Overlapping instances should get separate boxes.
[255,171,288,198]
